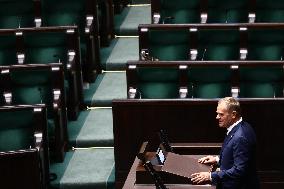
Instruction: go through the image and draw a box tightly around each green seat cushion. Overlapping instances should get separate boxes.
[0,109,33,151]
[0,34,17,65]
[240,67,284,97]
[208,9,247,23]
[201,45,239,60]
[42,0,85,27]
[256,9,284,22]
[139,82,179,98]
[24,32,68,64]
[207,0,247,23]
[199,29,239,60]
[148,29,189,60]
[10,70,53,116]
[137,67,179,98]
[0,1,34,28]
[188,67,231,98]
[0,127,32,151]
[248,45,283,60]
[161,10,199,23]
[191,83,231,98]
[240,83,282,98]
[160,0,199,23]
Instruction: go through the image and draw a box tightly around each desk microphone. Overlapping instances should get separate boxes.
[143,161,168,189]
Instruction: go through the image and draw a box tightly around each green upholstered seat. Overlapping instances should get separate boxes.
[188,66,231,98]
[0,109,33,151]
[42,0,85,28]
[41,0,102,82]
[160,9,199,24]
[24,32,67,64]
[248,29,284,60]
[137,67,179,98]
[159,0,199,23]
[0,34,17,65]
[207,0,247,23]
[198,29,239,60]
[10,69,53,115]
[148,29,189,60]
[6,67,67,161]
[256,0,284,22]
[207,9,247,23]
[248,45,283,60]
[256,9,284,22]
[240,67,284,97]
[0,0,34,29]
[23,30,82,120]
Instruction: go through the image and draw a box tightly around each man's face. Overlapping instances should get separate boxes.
[216,102,235,128]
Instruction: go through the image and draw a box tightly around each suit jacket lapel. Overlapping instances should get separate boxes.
[220,121,243,162]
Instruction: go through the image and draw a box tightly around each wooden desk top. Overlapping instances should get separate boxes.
[123,156,216,189]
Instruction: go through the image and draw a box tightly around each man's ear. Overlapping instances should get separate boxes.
[231,111,237,118]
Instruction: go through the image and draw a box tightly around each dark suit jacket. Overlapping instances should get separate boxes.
[211,121,260,189]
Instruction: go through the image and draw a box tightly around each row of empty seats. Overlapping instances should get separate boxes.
[151,0,284,24]
[0,0,144,188]
[139,23,284,61]
[0,27,83,121]
[127,61,284,99]
[0,0,134,188]
[0,0,115,82]
[0,63,67,162]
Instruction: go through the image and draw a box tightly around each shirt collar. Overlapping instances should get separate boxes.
[227,117,242,135]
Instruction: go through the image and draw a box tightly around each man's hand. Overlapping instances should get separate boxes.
[198,155,217,165]
[191,172,211,184]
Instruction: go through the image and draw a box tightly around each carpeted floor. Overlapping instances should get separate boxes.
[114,6,151,35]
[68,108,113,147]
[50,3,151,189]
[51,149,115,189]
[84,72,127,106]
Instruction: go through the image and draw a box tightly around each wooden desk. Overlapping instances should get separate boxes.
[123,156,216,189]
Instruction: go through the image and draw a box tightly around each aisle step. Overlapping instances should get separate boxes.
[68,108,113,147]
[84,72,127,106]
[114,6,151,35]
[100,38,139,71]
[50,149,115,189]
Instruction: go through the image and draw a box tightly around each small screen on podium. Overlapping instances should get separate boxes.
[157,148,165,164]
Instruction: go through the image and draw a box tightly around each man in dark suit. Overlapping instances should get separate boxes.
[191,97,260,189]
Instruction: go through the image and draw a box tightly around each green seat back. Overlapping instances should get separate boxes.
[240,67,284,97]
[42,0,85,29]
[256,9,284,22]
[248,45,283,60]
[199,29,239,60]
[207,0,247,23]
[148,29,189,60]
[256,0,284,8]
[207,9,247,23]
[0,0,34,28]
[10,69,53,117]
[248,29,284,60]
[137,67,179,98]
[0,109,33,151]
[188,67,231,98]
[160,0,199,23]
[0,34,17,65]
[24,32,68,64]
